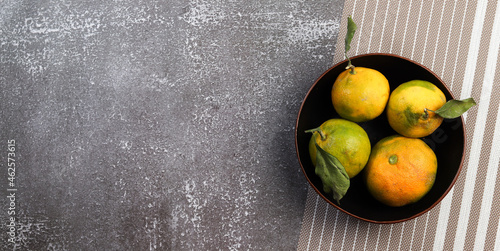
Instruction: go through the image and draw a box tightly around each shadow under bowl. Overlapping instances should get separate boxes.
[295,53,465,224]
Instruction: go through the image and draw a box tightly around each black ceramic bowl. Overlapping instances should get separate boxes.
[295,53,465,223]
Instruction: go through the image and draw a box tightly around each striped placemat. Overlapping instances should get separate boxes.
[297,0,500,250]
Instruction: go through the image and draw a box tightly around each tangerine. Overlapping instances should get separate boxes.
[364,135,437,207]
[331,67,390,122]
[308,118,371,178]
[387,80,446,138]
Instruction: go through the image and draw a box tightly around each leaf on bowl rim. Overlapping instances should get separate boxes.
[434,98,477,119]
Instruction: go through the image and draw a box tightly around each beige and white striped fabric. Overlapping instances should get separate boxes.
[297,0,500,250]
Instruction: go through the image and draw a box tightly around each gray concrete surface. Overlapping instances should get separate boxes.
[0,0,344,249]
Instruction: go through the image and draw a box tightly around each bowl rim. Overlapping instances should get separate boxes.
[295,52,466,224]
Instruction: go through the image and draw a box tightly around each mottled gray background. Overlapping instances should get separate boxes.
[1,0,344,250]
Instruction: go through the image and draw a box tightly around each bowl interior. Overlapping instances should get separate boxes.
[295,53,465,223]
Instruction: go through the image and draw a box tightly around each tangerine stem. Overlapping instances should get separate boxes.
[423,108,436,120]
[305,127,326,141]
[389,155,398,165]
[345,53,356,74]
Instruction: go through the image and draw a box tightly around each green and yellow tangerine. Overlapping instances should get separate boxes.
[308,118,371,178]
[387,80,446,138]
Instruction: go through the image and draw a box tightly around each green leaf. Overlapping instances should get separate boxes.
[345,16,357,55]
[435,98,477,119]
[314,143,350,204]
